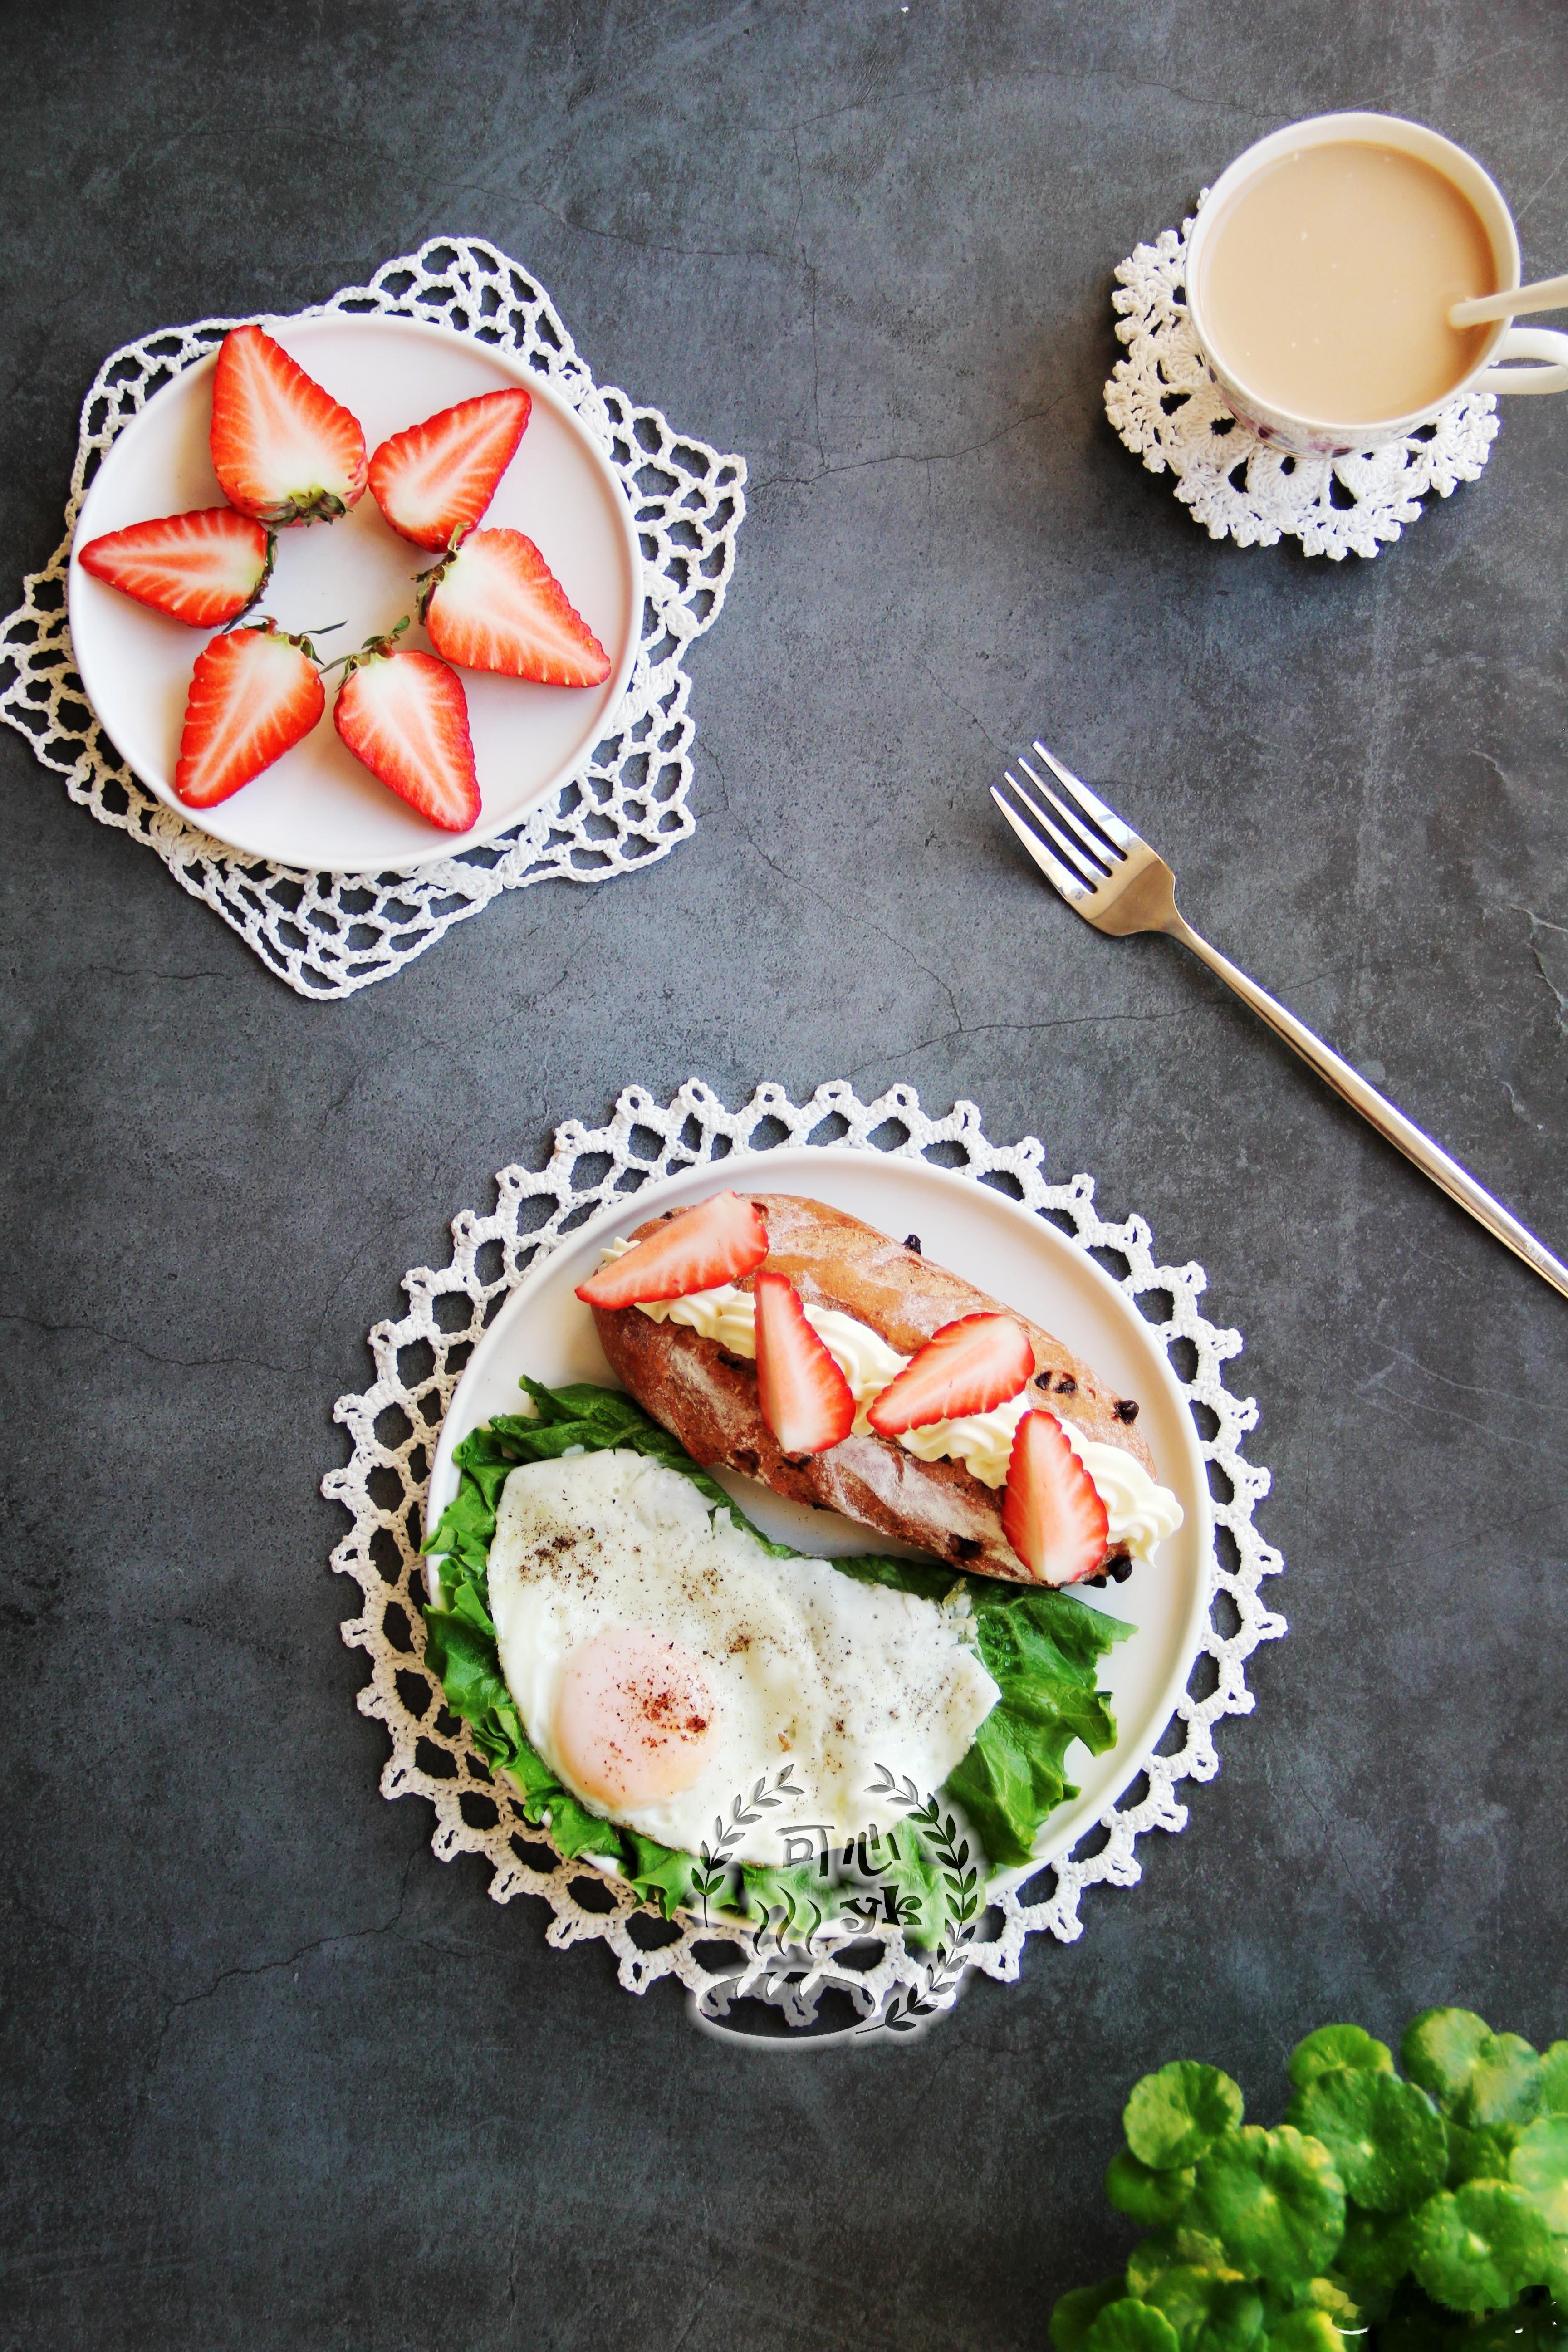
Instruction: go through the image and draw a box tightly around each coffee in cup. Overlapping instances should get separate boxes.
[1184,112,1568,456]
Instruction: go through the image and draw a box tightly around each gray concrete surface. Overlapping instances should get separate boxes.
[3,4,1566,2345]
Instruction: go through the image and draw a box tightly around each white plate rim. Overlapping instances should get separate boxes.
[425,1144,1214,1902]
[65,311,643,877]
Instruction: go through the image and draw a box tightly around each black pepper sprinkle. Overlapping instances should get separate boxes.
[904,1233,922,1254]
[1114,1397,1140,1423]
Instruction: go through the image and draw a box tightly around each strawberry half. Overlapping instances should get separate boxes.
[866,1313,1034,1436]
[575,1191,769,1309]
[368,388,532,550]
[77,507,274,627]
[174,621,325,808]
[420,528,611,686]
[209,323,368,527]
[1000,1411,1110,1587]
[333,632,480,833]
[752,1270,855,1458]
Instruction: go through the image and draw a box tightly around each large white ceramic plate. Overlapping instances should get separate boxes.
[66,314,641,873]
[426,1147,1213,1894]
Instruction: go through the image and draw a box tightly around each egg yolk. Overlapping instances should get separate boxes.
[554,1627,721,1808]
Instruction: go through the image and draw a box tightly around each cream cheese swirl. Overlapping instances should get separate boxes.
[595,1242,1183,1563]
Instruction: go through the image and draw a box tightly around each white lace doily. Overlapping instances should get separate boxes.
[325,1079,1286,2030]
[1106,207,1499,559]
[0,238,745,998]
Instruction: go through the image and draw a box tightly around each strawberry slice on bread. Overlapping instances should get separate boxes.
[420,528,611,686]
[1001,1411,1110,1586]
[867,1312,1034,1436]
[576,1191,769,1310]
[174,621,325,808]
[77,507,274,627]
[333,631,481,833]
[752,1271,855,1458]
[368,389,532,550]
[210,324,368,527]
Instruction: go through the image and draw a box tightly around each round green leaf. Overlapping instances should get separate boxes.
[1110,2151,1198,2228]
[1511,2115,1568,2236]
[1146,2270,1265,2352]
[1446,2122,1518,2186]
[1085,2300,1184,2352]
[1265,2312,1344,2352]
[1289,2027,1394,2093]
[1542,2043,1568,2119]
[1189,2127,1348,2290]
[1409,2181,1553,2313]
[1127,2231,1234,2300]
[1053,2281,1127,2352]
[1337,2204,1414,2298]
[1294,2070,1448,2213]
[1127,2065,1247,2171]
[1403,2013,1543,2129]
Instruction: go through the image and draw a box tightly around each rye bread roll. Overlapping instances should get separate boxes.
[590,1192,1155,1586]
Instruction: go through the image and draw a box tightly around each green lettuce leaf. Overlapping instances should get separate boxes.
[420,1376,1132,1933]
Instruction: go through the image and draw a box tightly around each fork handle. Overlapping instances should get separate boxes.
[1171,917,1568,1302]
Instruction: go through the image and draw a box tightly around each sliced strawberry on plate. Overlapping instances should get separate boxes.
[866,1312,1034,1436]
[575,1191,769,1309]
[752,1270,855,1459]
[77,507,274,627]
[209,323,368,526]
[332,629,481,833]
[419,527,612,686]
[174,620,325,808]
[368,388,532,550]
[1000,1411,1110,1587]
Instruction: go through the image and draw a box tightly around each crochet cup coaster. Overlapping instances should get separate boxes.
[0,237,745,1000]
[1105,205,1499,559]
[324,1078,1286,2033]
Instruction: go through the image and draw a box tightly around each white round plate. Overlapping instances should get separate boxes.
[66,314,642,874]
[426,1147,1213,1892]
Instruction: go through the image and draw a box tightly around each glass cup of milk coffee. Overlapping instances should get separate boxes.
[1184,111,1568,457]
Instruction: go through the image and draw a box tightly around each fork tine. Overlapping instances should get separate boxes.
[1000,767,1104,886]
[993,782,1089,898]
[1017,755,1119,872]
[1030,740,1137,851]
[990,787,1092,902]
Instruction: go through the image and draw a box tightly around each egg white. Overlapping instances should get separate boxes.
[486,1450,1000,1864]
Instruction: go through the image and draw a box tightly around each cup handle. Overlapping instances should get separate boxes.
[1473,326,1568,394]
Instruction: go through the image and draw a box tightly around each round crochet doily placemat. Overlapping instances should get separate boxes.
[0,237,745,999]
[325,1079,1286,2032]
[1106,206,1499,559]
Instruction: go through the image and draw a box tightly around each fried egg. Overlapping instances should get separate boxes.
[486,1450,1000,1863]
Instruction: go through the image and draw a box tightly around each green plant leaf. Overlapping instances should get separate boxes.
[1336,2204,1414,2299]
[1084,2300,1183,2352]
[1053,2283,1127,2352]
[1511,2116,1568,2236]
[1127,2233,1235,2299]
[1187,2127,1347,2290]
[1408,2181,1553,2313]
[1127,2065,1247,2171]
[1543,2045,1568,2119]
[1264,2313,1343,2352]
[1289,2027,1394,2093]
[1446,2123,1520,2186]
[1292,2069,1448,2214]
[1145,2268,1265,2352]
[1403,2013,1544,2130]
[1110,2152,1198,2228]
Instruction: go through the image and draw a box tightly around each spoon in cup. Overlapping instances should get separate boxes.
[1451,270,1568,327]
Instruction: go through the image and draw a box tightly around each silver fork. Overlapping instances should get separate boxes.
[993,741,1568,1303]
